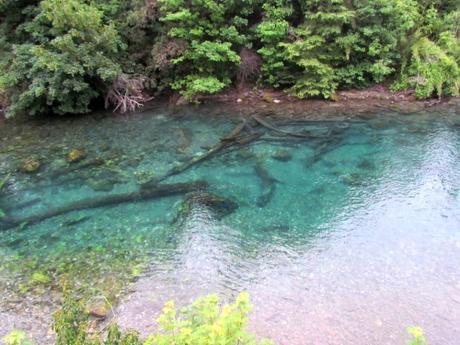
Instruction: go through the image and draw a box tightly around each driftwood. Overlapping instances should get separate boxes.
[0,180,208,231]
[252,115,312,139]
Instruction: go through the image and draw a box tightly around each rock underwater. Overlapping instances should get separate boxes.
[173,191,239,224]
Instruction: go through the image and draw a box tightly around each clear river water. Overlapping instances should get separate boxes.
[0,105,459,344]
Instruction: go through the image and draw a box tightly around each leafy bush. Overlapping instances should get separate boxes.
[281,0,354,99]
[394,35,459,99]
[34,292,271,345]
[256,0,294,88]
[146,292,271,345]
[0,0,123,117]
[159,0,258,100]
[1,0,459,116]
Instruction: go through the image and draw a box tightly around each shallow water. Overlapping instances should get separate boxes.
[0,106,459,344]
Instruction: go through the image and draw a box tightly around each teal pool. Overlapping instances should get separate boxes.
[0,105,459,344]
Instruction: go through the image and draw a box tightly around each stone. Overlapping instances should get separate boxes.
[86,178,115,192]
[357,159,375,170]
[271,149,292,162]
[20,158,40,173]
[237,98,243,103]
[49,158,67,170]
[135,170,156,186]
[262,93,274,103]
[341,173,363,186]
[175,96,189,106]
[67,148,86,163]
[273,99,281,104]
[175,192,238,222]
[88,303,108,319]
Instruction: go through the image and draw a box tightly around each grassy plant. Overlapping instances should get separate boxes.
[406,326,427,345]
[51,292,271,345]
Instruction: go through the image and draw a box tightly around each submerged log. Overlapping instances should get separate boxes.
[254,162,280,207]
[3,197,42,212]
[150,120,262,184]
[304,129,347,168]
[0,180,208,231]
[252,115,312,139]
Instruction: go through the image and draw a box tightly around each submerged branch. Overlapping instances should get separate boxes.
[251,115,313,139]
[0,180,208,231]
[149,119,262,184]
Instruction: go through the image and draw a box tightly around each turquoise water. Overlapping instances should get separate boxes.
[0,106,459,344]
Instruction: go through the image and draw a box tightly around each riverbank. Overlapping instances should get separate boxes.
[2,86,459,123]
[179,85,460,119]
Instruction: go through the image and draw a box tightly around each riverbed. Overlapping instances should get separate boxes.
[0,103,459,344]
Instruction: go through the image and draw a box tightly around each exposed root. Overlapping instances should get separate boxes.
[105,75,153,114]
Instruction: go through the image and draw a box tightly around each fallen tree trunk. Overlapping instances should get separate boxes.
[0,180,208,231]
[252,115,313,139]
[148,120,262,185]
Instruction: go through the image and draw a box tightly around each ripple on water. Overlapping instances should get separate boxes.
[0,108,459,344]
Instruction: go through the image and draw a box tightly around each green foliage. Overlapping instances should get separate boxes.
[394,35,459,98]
[51,292,269,345]
[53,292,92,345]
[256,0,293,87]
[406,326,427,345]
[2,330,33,345]
[159,0,257,100]
[391,4,460,99]
[0,173,10,219]
[4,295,430,345]
[280,0,354,98]
[1,0,459,116]
[0,0,123,117]
[54,291,142,345]
[172,75,228,101]
[146,292,272,345]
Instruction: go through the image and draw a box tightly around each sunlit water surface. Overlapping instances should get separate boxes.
[0,106,459,344]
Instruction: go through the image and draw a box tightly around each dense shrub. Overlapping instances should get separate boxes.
[0,0,123,117]
[158,0,261,100]
[0,0,459,116]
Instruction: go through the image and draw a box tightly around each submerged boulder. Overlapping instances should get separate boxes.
[357,158,375,171]
[67,148,86,163]
[174,191,238,222]
[86,178,115,192]
[271,149,292,162]
[19,157,40,173]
